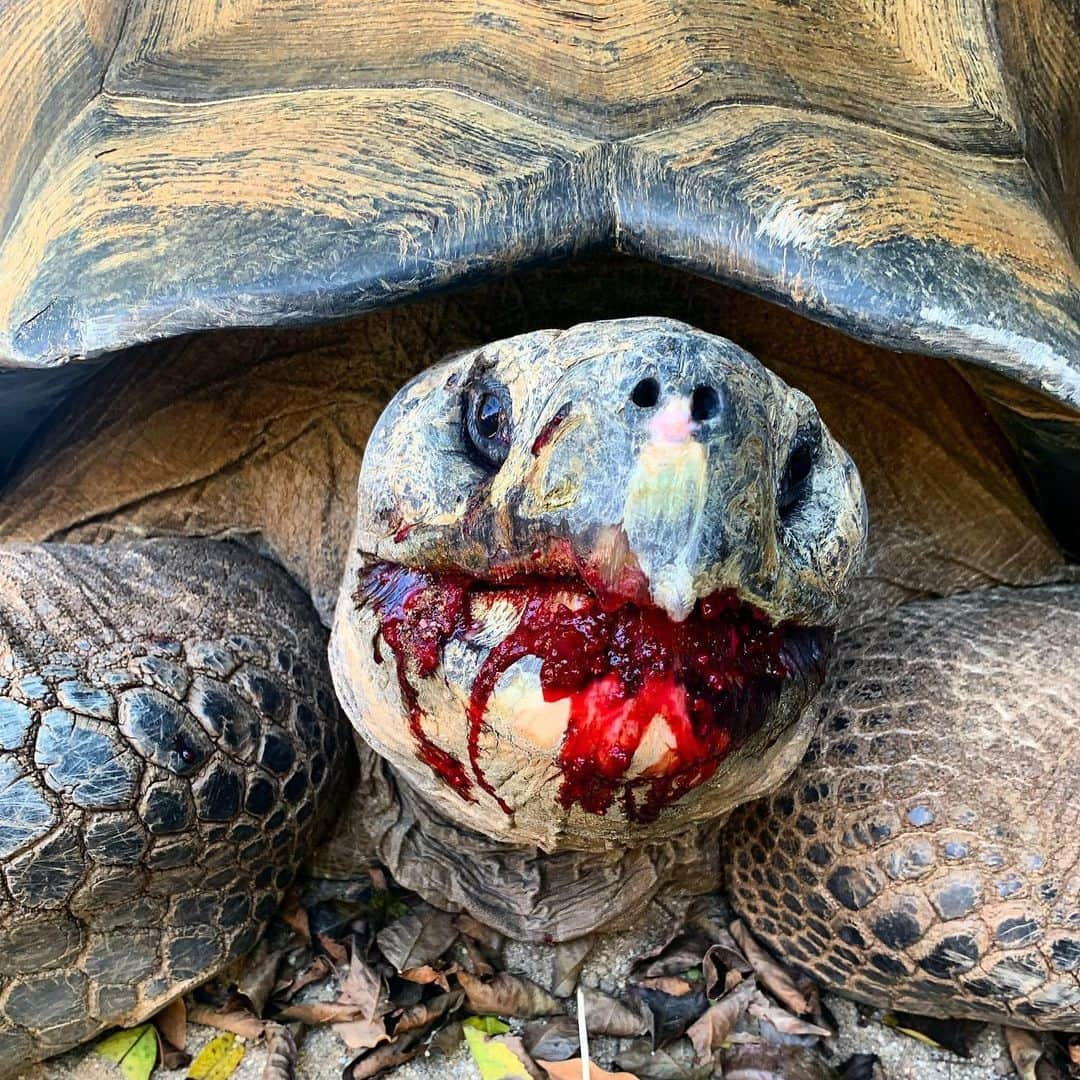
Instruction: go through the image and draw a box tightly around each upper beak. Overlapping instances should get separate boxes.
[621,398,709,621]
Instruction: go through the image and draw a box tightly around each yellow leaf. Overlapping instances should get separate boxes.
[464,1016,512,1036]
[93,1024,158,1080]
[187,1032,246,1080]
[464,1023,532,1080]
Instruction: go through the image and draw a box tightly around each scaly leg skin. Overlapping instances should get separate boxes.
[0,541,352,1075]
[726,584,1079,1030]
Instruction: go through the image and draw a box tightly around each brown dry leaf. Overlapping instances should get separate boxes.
[1004,1027,1043,1080]
[318,933,349,966]
[579,987,651,1038]
[454,913,505,952]
[279,955,332,1001]
[636,976,695,997]
[730,920,809,1015]
[187,1004,266,1041]
[338,950,384,1018]
[686,977,756,1066]
[376,906,457,973]
[552,937,593,998]
[346,1031,424,1079]
[633,934,711,980]
[1069,1035,1080,1065]
[459,971,565,1019]
[537,1059,640,1080]
[401,964,452,990]
[277,1000,375,1025]
[748,991,833,1039]
[394,989,464,1034]
[702,938,753,999]
[523,1017,580,1063]
[278,891,311,942]
[260,1024,298,1080]
[456,934,496,977]
[334,1018,389,1053]
[238,941,285,1017]
[154,998,187,1052]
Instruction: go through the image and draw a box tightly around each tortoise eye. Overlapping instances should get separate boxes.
[464,384,512,467]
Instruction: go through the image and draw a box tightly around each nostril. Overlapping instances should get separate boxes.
[631,377,660,408]
[691,384,720,421]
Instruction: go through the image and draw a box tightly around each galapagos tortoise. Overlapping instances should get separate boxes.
[0,0,1078,1073]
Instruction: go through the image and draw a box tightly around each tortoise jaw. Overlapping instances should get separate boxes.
[355,560,832,822]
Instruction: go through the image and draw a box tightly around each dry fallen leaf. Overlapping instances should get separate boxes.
[537,1059,641,1080]
[686,977,756,1066]
[748,991,833,1039]
[458,971,565,1018]
[579,987,651,1038]
[635,976,695,997]
[333,1018,389,1053]
[552,937,593,998]
[401,964,452,991]
[394,989,464,1034]
[376,906,457,972]
[1004,1026,1043,1080]
[338,948,385,1018]
[730,920,809,1015]
[187,1005,265,1041]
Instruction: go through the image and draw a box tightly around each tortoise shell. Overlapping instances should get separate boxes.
[0,1,1077,544]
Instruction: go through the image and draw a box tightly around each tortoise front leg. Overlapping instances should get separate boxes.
[0,541,351,1074]
[726,584,1080,1030]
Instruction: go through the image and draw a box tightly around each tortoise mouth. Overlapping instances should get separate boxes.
[356,561,832,823]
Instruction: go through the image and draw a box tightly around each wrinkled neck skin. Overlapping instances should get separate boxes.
[330,318,867,853]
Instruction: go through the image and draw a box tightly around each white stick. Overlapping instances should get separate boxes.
[576,984,591,1080]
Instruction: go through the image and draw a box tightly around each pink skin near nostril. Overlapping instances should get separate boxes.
[647,397,698,444]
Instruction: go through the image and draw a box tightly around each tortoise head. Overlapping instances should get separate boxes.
[330,317,867,850]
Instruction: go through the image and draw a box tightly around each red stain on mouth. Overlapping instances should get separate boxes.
[359,565,815,823]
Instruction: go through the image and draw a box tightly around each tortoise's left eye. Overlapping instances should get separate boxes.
[464,384,512,467]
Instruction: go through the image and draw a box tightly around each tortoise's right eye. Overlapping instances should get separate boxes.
[464,383,512,468]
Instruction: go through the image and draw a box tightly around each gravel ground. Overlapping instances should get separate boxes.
[33,892,1021,1080]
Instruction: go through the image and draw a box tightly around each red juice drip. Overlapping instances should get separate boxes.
[531,403,571,455]
[361,564,794,823]
[358,566,476,801]
[466,585,790,823]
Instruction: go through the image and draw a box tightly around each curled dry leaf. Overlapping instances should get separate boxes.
[636,977,695,997]
[394,989,464,1034]
[537,1058,641,1080]
[633,934,712,980]
[730,921,809,1015]
[280,956,333,1001]
[187,1004,266,1041]
[686,977,756,1067]
[154,998,187,1053]
[376,906,457,972]
[238,941,286,1017]
[615,1037,712,1080]
[345,1030,424,1080]
[333,1018,389,1053]
[401,964,452,991]
[260,1024,298,1080]
[338,949,385,1019]
[458,971,565,1018]
[748,991,833,1040]
[278,890,311,943]
[524,1017,580,1062]
[454,913,505,952]
[627,984,707,1045]
[276,1001,373,1025]
[721,1042,838,1080]
[580,987,651,1038]
[552,937,593,998]
[1005,1026,1043,1080]
[318,934,349,966]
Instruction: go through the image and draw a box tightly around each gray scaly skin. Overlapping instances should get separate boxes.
[0,542,350,1074]
[0,315,1075,1076]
